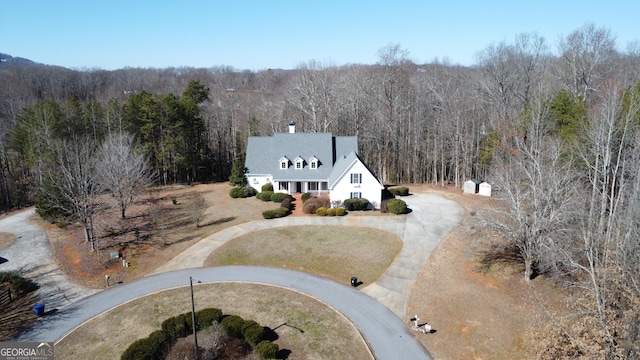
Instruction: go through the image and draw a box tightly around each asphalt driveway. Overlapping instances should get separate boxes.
[0,208,97,311]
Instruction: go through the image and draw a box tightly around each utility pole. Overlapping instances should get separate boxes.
[190,276,198,359]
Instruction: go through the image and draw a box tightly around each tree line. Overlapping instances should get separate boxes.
[1,22,640,358]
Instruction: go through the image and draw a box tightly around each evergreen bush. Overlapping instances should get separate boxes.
[257,191,274,201]
[315,206,327,216]
[326,207,336,216]
[335,207,346,216]
[262,207,290,219]
[343,198,370,211]
[229,187,242,198]
[270,192,288,203]
[389,186,409,196]
[255,340,279,359]
[121,309,278,360]
[221,315,245,338]
[120,330,168,360]
[229,186,257,198]
[161,313,191,339]
[301,192,313,203]
[242,321,265,347]
[196,308,223,329]
[261,183,273,192]
[387,198,408,214]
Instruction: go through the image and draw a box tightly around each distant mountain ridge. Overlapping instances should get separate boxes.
[0,52,45,68]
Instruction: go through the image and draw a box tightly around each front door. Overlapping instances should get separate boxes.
[295,182,302,193]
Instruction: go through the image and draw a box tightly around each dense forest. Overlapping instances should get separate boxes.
[2,23,640,358]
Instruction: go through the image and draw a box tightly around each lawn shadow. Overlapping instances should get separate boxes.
[198,217,235,227]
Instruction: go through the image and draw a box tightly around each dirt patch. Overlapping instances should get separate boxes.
[407,184,563,359]
[41,183,277,288]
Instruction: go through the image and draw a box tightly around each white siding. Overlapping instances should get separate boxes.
[479,182,492,197]
[463,180,478,194]
[330,160,383,209]
[248,176,271,193]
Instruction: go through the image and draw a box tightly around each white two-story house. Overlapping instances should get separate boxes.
[244,122,384,208]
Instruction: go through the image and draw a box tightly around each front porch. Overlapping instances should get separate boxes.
[276,180,329,195]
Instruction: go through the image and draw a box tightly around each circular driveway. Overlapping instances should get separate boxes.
[10,193,463,359]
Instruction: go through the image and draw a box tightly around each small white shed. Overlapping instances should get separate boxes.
[478,182,492,197]
[463,179,481,194]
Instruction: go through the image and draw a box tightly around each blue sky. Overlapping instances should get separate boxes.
[1,1,639,71]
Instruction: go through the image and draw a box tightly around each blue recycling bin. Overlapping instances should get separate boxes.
[34,303,45,316]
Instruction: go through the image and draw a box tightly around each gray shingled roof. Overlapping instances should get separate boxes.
[328,151,383,189]
[244,132,358,181]
[328,151,358,188]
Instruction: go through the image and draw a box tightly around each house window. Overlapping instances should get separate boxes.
[280,161,287,169]
[320,182,328,190]
[350,192,362,199]
[310,161,317,169]
[296,161,302,169]
[309,182,318,191]
[350,173,362,184]
[279,182,289,191]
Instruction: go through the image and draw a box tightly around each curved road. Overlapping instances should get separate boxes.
[0,209,97,310]
[18,266,430,359]
[7,193,463,359]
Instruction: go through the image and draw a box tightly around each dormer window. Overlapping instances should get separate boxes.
[294,156,305,169]
[309,156,319,169]
[279,156,290,169]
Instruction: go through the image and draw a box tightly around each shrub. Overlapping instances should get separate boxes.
[261,183,273,192]
[343,198,370,211]
[326,207,336,216]
[221,315,245,338]
[387,198,408,214]
[302,196,331,214]
[281,197,293,210]
[389,186,409,196]
[242,187,257,198]
[262,207,290,219]
[0,271,38,296]
[270,192,288,203]
[257,191,274,201]
[229,186,257,198]
[315,206,327,216]
[242,321,265,347]
[255,340,279,359]
[301,192,313,203]
[161,313,191,339]
[229,187,242,198]
[380,199,389,213]
[196,308,223,329]
[120,330,168,360]
[335,207,346,216]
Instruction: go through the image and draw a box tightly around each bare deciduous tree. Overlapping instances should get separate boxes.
[555,23,617,100]
[485,94,579,281]
[188,192,207,228]
[97,132,155,219]
[49,137,101,251]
